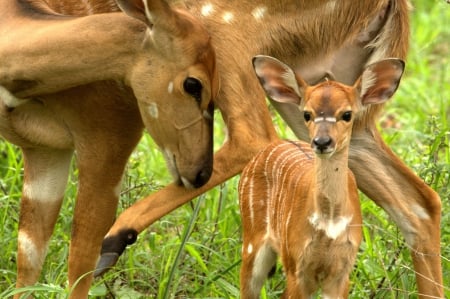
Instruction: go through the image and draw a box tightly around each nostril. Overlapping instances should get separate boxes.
[313,136,332,150]
[192,168,212,188]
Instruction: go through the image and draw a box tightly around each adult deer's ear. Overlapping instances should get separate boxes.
[355,58,405,106]
[117,0,174,29]
[252,55,308,105]
[116,0,151,26]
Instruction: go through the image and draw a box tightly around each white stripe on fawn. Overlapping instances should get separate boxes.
[314,116,337,123]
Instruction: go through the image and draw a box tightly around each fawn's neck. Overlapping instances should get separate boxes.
[309,148,353,239]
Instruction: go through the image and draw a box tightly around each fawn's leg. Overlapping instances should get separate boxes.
[349,128,442,298]
[15,147,73,298]
[322,278,350,299]
[282,270,308,299]
[240,239,277,299]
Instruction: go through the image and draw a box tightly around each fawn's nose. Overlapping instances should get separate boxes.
[312,136,333,153]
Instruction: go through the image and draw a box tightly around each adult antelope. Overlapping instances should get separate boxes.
[239,56,404,298]
[98,0,442,297]
[0,0,442,298]
[0,0,218,297]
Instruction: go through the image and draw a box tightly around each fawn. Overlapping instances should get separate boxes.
[239,55,404,298]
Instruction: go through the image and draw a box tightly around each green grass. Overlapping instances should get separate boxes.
[1,0,449,298]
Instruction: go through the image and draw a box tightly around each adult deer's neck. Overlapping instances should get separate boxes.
[0,1,145,97]
[309,147,352,239]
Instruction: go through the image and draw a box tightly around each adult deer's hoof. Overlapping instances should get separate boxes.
[94,228,138,277]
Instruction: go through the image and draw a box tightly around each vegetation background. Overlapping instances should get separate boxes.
[0,0,449,298]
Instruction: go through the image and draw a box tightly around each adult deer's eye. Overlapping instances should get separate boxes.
[342,111,352,122]
[304,111,312,122]
[183,77,203,102]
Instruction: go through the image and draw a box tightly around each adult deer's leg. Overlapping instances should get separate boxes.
[15,147,73,298]
[349,127,442,298]
[97,137,271,270]
[67,133,141,298]
[97,87,279,272]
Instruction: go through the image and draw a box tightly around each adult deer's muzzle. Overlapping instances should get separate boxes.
[158,102,214,189]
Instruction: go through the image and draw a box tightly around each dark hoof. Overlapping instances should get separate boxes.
[94,252,119,277]
[94,228,138,277]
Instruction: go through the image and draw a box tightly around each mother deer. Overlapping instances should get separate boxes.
[0,0,218,297]
[0,0,443,298]
[101,1,442,297]
[100,0,442,298]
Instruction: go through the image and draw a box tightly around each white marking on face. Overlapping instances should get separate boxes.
[314,116,337,123]
[18,231,47,271]
[147,102,159,119]
[167,81,174,94]
[411,204,430,220]
[222,12,234,23]
[0,85,29,107]
[201,3,214,16]
[309,213,352,239]
[251,6,267,20]
[22,160,69,203]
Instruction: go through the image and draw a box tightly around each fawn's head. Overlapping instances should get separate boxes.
[252,55,404,157]
[118,0,219,188]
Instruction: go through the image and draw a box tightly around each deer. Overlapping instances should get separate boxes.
[239,56,404,298]
[98,1,443,297]
[0,0,443,298]
[0,0,219,297]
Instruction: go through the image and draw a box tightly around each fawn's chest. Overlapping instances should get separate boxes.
[276,210,360,281]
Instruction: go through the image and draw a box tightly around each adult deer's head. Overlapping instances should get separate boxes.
[118,0,219,188]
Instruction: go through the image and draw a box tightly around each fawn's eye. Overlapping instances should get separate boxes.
[342,111,352,122]
[303,111,312,122]
[183,77,203,102]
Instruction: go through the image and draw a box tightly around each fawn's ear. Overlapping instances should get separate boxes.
[355,58,405,106]
[252,55,308,105]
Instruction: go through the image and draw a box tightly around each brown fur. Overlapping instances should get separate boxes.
[0,0,442,298]
[106,1,441,297]
[1,0,218,298]
[239,57,404,298]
